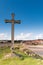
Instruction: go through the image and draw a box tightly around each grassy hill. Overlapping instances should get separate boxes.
[0,46,43,65]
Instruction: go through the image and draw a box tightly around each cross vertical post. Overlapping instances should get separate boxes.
[11,13,14,52]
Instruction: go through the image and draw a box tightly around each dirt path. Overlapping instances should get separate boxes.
[23,45,43,57]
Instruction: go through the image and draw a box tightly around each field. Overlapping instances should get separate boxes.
[0,44,43,65]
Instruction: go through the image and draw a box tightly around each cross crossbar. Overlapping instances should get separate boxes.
[5,20,21,24]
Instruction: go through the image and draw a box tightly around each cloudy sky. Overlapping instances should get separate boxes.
[0,0,43,40]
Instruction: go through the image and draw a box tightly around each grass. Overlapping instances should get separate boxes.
[0,46,11,59]
[0,46,43,65]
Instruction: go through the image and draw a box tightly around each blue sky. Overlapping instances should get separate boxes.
[0,0,43,40]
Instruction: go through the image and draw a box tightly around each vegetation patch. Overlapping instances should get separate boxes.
[0,45,43,65]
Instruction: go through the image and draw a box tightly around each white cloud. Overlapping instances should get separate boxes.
[15,33,43,40]
[0,33,8,40]
[35,34,43,39]
[15,32,33,40]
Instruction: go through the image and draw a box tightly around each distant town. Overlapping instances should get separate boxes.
[0,39,43,47]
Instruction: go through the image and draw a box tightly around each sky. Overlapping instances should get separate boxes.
[0,0,43,40]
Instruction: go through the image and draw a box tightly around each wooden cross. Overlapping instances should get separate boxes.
[4,13,21,53]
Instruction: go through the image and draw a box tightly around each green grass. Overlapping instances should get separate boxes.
[0,46,43,65]
[0,46,11,59]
